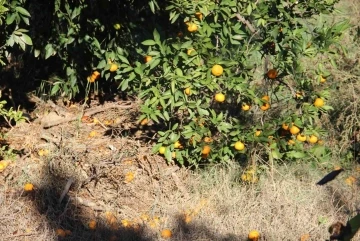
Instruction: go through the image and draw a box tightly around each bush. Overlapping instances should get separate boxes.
[2,0,351,166]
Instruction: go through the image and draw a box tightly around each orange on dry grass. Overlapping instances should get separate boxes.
[55,229,66,237]
[140,118,149,126]
[161,229,172,239]
[248,230,260,240]
[24,183,34,192]
[88,220,97,230]
[124,172,135,183]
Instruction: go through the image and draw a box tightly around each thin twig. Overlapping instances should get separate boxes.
[42,102,133,128]
[235,13,256,33]
[4,232,38,239]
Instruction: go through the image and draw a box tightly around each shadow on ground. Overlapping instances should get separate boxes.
[22,163,244,241]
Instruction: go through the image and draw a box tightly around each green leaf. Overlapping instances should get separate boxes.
[15,6,31,17]
[286,151,307,159]
[271,149,283,159]
[149,58,160,70]
[149,0,155,14]
[97,60,107,69]
[6,13,16,25]
[141,40,156,46]
[51,84,60,96]
[246,4,252,15]
[118,55,129,65]
[19,33,32,45]
[153,28,160,44]
[34,49,41,58]
[45,44,54,59]
[120,79,129,91]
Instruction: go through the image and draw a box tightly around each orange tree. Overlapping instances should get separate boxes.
[130,0,349,165]
[16,0,349,166]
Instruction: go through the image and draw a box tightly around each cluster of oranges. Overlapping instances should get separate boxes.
[185,12,203,33]
[282,123,322,145]
[87,70,100,83]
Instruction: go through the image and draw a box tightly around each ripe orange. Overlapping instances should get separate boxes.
[320,75,326,83]
[174,141,182,149]
[204,137,213,143]
[195,12,203,20]
[124,172,135,183]
[242,103,251,111]
[187,23,198,32]
[113,23,121,30]
[314,98,324,107]
[161,229,172,239]
[109,63,118,72]
[248,230,260,240]
[255,130,261,137]
[202,145,211,155]
[288,139,295,145]
[144,55,152,63]
[261,95,270,102]
[267,69,278,79]
[140,118,148,125]
[159,146,166,155]
[56,229,66,237]
[307,135,318,144]
[0,163,5,172]
[92,71,100,77]
[24,183,34,192]
[187,48,194,55]
[234,141,245,151]
[289,125,300,135]
[295,91,304,98]
[184,87,191,95]
[88,71,100,83]
[88,220,97,230]
[214,93,225,102]
[211,64,223,76]
[260,102,270,111]
[296,134,306,142]
[0,160,8,172]
[282,123,289,130]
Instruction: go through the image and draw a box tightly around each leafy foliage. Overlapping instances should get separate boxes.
[0,0,351,166]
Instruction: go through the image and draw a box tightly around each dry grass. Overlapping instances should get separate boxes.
[1,157,360,241]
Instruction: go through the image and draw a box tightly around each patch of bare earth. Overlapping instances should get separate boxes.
[0,98,358,241]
